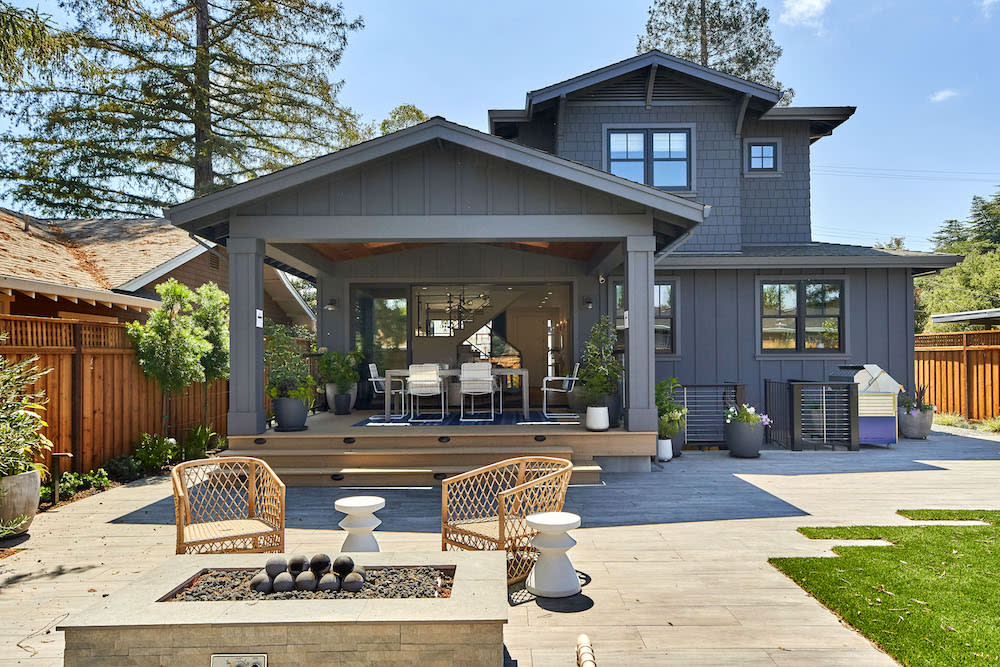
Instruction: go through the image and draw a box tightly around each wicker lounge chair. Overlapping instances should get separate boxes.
[441,456,573,583]
[172,457,285,555]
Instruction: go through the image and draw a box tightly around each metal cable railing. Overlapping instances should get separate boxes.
[682,384,745,446]
[765,379,859,451]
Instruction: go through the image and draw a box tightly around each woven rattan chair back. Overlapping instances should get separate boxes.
[172,457,285,555]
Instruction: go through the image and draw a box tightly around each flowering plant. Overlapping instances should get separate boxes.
[898,386,934,415]
[724,403,771,427]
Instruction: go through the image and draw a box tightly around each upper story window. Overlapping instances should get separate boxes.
[744,138,782,175]
[608,129,691,191]
[760,280,843,353]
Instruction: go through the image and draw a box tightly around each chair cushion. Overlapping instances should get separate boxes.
[184,519,275,544]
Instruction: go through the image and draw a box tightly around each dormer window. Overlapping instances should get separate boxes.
[607,128,692,191]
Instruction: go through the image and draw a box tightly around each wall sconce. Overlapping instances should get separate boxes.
[323,298,338,311]
[584,297,594,310]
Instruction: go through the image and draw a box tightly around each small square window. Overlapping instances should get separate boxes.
[747,141,778,172]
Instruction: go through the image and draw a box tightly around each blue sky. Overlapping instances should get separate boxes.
[17,0,1000,250]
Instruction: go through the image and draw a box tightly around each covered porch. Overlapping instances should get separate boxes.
[166,118,709,478]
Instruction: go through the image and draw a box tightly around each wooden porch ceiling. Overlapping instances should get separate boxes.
[306,241,605,263]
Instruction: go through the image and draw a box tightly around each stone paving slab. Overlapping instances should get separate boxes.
[1,429,998,664]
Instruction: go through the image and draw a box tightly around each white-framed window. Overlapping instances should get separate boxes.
[743,137,782,176]
[605,125,695,191]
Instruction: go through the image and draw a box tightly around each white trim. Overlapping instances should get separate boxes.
[742,137,782,176]
[275,269,316,322]
[602,123,698,193]
[116,243,210,291]
[753,275,850,358]
[0,275,160,310]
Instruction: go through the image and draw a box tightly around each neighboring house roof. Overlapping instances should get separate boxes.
[166,116,712,234]
[660,242,962,271]
[931,308,1000,326]
[0,207,314,323]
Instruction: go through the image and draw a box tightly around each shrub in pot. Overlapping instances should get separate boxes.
[724,403,770,458]
[657,414,681,462]
[0,339,52,536]
[578,316,623,432]
[318,350,363,415]
[265,328,315,431]
[898,386,935,439]
[656,377,688,458]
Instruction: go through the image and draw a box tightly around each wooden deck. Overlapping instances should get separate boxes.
[226,410,655,487]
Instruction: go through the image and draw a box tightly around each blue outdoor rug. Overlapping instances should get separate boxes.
[352,410,579,427]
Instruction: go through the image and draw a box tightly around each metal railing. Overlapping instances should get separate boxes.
[765,379,859,451]
[682,384,746,446]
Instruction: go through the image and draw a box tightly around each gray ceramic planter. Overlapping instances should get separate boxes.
[273,397,308,431]
[0,469,41,535]
[671,424,686,457]
[898,407,934,439]
[726,422,763,458]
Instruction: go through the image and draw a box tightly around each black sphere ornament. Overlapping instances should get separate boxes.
[295,570,317,591]
[250,569,273,594]
[265,556,288,578]
[352,565,367,582]
[309,553,332,576]
[287,554,309,576]
[272,571,294,592]
[341,571,364,592]
[332,555,355,577]
[317,573,340,592]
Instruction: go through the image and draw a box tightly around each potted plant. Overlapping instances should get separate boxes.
[656,377,687,458]
[578,316,623,431]
[724,403,770,458]
[657,414,680,462]
[898,386,935,439]
[318,350,362,415]
[264,328,315,431]
[0,339,52,536]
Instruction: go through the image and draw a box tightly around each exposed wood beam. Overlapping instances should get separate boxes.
[587,242,625,276]
[645,64,658,108]
[268,242,338,277]
[0,288,12,296]
[19,290,35,299]
[81,298,96,306]
[98,300,112,308]
[64,296,78,304]
[735,94,750,137]
[42,292,59,302]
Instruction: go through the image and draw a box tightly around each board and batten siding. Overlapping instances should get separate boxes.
[650,267,915,406]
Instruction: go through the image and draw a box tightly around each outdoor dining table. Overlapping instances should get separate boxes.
[382,367,530,421]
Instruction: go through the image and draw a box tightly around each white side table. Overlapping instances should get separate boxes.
[335,495,385,552]
[525,511,581,598]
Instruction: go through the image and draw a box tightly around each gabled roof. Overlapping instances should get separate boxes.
[166,116,711,231]
[524,50,782,110]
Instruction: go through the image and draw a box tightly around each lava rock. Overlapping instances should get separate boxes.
[294,570,317,591]
[332,555,355,577]
[272,571,294,592]
[341,571,364,592]
[352,565,366,582]
[265,556,288,578]
[309,553,331,576]
[249,569,273,594]
[287,554,310,576]
[317,573,340,592]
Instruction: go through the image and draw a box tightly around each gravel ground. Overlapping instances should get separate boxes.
[167,566,454,601]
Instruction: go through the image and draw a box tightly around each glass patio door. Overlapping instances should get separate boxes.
[352,286,408,407]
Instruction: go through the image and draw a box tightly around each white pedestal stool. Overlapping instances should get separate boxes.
[525,511,581,598]
[335,495,385,552]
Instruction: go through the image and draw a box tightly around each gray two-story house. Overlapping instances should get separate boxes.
[168,51,959,473]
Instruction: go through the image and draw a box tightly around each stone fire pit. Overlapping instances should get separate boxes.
[58,551,507,666]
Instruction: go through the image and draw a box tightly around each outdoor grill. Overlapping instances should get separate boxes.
[828,364,900,446]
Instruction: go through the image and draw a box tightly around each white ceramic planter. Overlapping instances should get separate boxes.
[0,469,41,535]
[656,439,673,462]
[585,406,609,432]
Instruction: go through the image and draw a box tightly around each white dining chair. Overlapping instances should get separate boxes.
[459,362,500,422]
[541,362,580,420]
[367,363,407,421]
[407,363,447,423]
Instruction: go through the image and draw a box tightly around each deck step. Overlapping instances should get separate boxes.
[267,464,602,487]
[222,446,574,468]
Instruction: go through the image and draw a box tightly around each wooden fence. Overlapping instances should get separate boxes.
[915,330,1000,421]
[0,314,228,473]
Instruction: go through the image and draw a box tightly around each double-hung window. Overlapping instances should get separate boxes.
[613,280,676,354]
[608,129,691,190]
[760,280,844,353]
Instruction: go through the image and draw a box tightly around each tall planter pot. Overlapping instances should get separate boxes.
[898,407,934,439]
[603,394,622,428]
[585,406,610,432]
[672,423,686,458]
[0,470,41,536]
[726,422,763,458]
[273,397,308,431]
[325,384,357,413]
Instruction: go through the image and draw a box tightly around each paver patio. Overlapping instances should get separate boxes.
[2,427,999,666]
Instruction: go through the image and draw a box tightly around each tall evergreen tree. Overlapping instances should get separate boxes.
[1,0,363,217]
[0,3,74,85]
[968,189,1000,246]
[931,219,970,252]
[637,0,793,103]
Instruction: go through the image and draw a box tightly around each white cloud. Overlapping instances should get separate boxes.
[929,89,959,103]
[983,0,999,17]
[779,0,833,28]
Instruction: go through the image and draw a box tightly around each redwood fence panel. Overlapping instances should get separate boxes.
[915,330,1000,421]
[1,314,229,473]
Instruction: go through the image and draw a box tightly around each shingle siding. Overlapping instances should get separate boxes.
[740,118,812,244]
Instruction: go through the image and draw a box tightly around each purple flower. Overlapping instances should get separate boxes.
[761,415,771,427]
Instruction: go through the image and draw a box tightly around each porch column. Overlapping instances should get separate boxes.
[624,235,657,431]
[228,236,266,435]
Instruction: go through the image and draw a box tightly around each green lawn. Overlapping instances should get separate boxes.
[769,510,1000,666]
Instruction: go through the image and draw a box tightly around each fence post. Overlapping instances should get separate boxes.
[962,332,971,420]
[847,384,860,451]
[71,322,83,472]
[790,383,803,451]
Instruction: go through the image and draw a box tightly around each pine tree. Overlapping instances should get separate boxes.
[931,219,970,252]
[637,0,793,103]
[968,190,1000,247]
[0,3,74,85]
[1,0,363,217]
